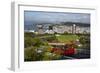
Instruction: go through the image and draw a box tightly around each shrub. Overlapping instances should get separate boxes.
[79,35,90,49]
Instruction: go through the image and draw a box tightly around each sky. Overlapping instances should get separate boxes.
[24,11,90,25]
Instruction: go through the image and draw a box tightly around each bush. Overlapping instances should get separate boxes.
[24,32,35,37]
[24,37,47,48]
[45,35,58,42]
[24,36,54,61]
[79,35,90,49]
[24,37,34,48]
[43,52,61,60]
[63,31,68,35]
[24,46,36,61]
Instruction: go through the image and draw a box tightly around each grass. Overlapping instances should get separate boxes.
[56,34,79,43]
[37,34,79,43]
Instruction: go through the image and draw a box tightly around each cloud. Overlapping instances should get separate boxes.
[24,11,90,25]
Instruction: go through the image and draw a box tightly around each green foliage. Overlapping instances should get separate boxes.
[32,38,44,47]
[24,32,48,48]
[54,32,57,34]
[24,45,53,61]
[79,35,90,49]
[24,46,36,61]
[79,36,90,44]
[24,33,54,61]
[63,31,68,35]
[24,32,35,37]
[49,26,53,30]
[24,32,90,61]
[43,52,61,60]
[44,35,58,42]
[24,37,44,48]
[24,37,34,48]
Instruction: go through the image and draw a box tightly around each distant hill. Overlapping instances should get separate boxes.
[24,22,90,30]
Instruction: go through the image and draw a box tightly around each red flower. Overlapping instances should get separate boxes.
[51,48,64,55]
[64,48,76,56]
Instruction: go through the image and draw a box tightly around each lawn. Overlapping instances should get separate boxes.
[36,34,79,43]
[56,34,79,43]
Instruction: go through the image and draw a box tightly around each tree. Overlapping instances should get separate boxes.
[49,26,53,30]
[64,31,68,35]
[24,37,33,48]
[79,35,90,49]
